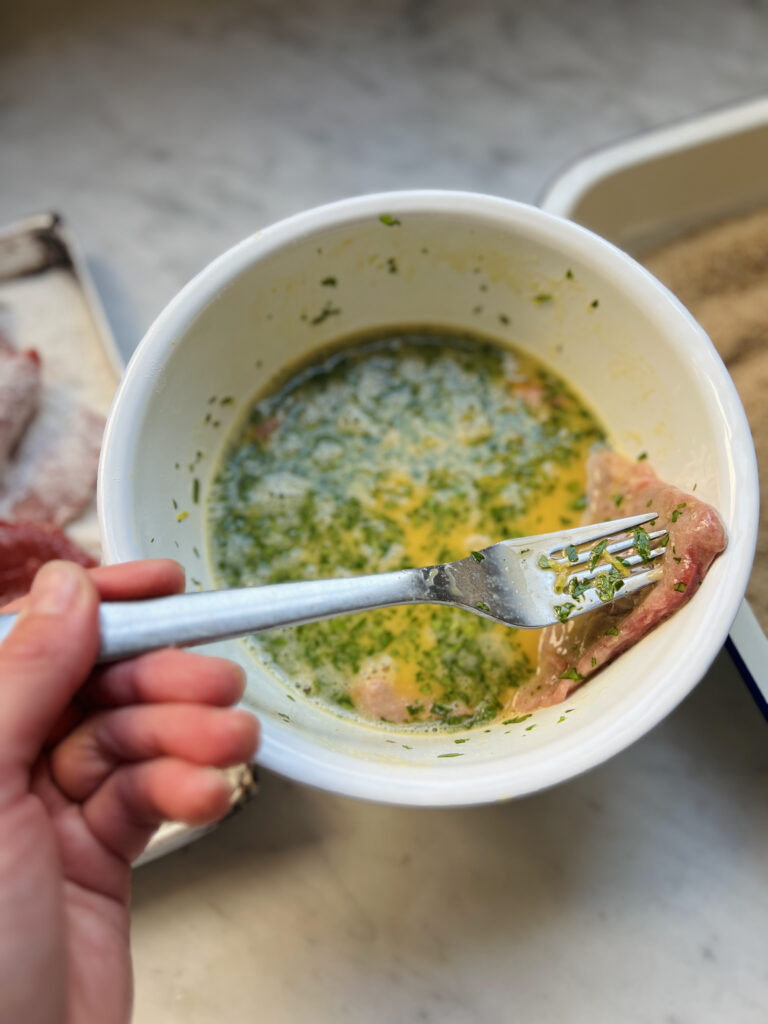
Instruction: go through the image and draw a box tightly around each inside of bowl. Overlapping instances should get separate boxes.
[112,200,748,802]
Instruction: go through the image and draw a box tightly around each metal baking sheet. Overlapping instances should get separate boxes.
[0,212,258,861]
[540,96,768,717]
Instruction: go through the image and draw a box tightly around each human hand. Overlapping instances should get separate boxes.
[0,559,259,1024]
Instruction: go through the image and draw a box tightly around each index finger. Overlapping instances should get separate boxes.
[1,559,186,614]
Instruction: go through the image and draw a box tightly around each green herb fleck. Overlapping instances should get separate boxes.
[557,715,567,723]
[613,492,624,507]
[379,214,401,226]
[310,303,341,326]
[673,581,686,593]
[594,568,624,602]
[386,257,398,274]
[519,548,531,554]
[192,478,200,504]
[605,625,619,636]
[321,277,337,287]
[565,544,579,562]
[438,752,464,758]
[470,550,485,563]
[559,668,584,681]
[554,602,576,622]
[538,553,552,569]
[498,313,510,325]
[637,451,648,461]
[176,510,189,523]
[590,299,600,308]
[534,293,553,304]
[454,738,469,744]
[502,714,532,725]
[633,525,651,562]
[220,396,234,405]
[589,539,608,570]
[671,503,687,523]
[565,268,574,280]
[591,656,597,667]
[568,577,590,600]
[475,601,490,612]
[525,724,536,731]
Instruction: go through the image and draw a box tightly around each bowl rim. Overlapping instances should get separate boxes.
[98,189,759,806]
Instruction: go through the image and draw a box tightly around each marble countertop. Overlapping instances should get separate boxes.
[2,1,767,1020]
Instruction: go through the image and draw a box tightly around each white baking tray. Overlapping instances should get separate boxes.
[540,96,768,717]
[0,212,258,862]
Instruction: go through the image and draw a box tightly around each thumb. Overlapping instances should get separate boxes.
[0,561,99,770]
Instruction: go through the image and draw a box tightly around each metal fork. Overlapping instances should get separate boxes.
[0,513,665,663]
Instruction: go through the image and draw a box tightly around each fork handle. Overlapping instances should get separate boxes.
[0,569,432,663]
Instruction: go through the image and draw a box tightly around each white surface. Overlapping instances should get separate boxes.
[2,2,767,1022]
[99,190,758,806]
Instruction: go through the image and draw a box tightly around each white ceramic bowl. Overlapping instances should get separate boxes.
[98,191,758,806]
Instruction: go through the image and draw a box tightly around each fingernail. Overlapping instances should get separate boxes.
[28,561,84,615]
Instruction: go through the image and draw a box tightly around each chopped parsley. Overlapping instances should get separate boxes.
[379,214,401,226]
[565,543,579,562]
[538,553,552,570]
[605,625,619,636]
[310,302,341,326]
[554,602,576,622]
[590,299,600,309]
[588,539,608,570]
[637,451,648,461]
[475,601,490,612]
[321,276,338,287]
[470,550,485,563]
[673,581,686,593]
[613,492,624,507]
[633,525,652,562]
[534,293,553,304]
[568,576,591,600]
[565,268,574,279]
[593,568,624,603]
[502,714,532,724]
[559,668,584,681]
[671,502,687,523]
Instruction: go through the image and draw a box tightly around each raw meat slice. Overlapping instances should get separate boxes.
[514,450,727,711]
[0,520,97,605]
[0,394,104,528]
[0,345,41,468]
